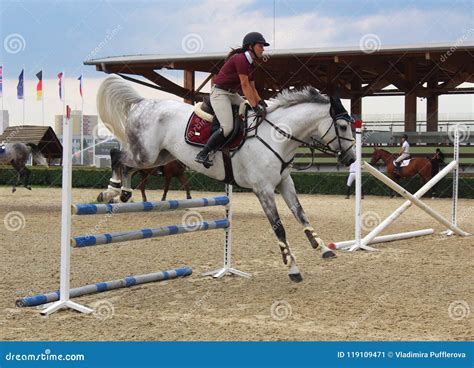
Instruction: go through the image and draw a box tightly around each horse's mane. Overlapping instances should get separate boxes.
[267,86,329,113]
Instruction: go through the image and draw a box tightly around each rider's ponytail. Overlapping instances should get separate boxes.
[226,47,245,61]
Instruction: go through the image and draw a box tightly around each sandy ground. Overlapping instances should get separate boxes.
[0,186,473,341]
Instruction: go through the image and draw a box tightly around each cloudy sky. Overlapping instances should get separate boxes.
[1,0,473,127]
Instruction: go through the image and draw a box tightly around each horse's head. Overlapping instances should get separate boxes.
[313,95,356,166]
[370,147,383,165]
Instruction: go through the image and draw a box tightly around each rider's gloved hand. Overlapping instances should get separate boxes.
[253,101,267,119]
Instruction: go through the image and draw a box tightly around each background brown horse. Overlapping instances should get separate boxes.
[134,160,192,201]
[370,148,432,197]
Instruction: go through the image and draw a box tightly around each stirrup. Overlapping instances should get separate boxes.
[195,153,213,168]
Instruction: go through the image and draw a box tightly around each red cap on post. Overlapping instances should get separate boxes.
[354,119,363,129]
[66,105,71,119]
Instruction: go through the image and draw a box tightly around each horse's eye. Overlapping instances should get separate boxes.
[340,124,347,132]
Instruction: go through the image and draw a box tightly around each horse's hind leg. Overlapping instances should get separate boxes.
[278,175,335,259]
[161,174,171,201]
[11,163,23,193]
[138,172,148,202]
[177,174,192,199]
[22,167,32,190]
[255,188,302,282]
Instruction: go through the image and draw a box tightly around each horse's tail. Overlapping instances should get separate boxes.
[26,143,48,167]
[97,74,143,145]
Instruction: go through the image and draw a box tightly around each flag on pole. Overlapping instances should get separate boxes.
[17,69,24,99]
[78,75,83,97]
[57,72,63,100]
[0,65,3,97]
[36,70,43,100]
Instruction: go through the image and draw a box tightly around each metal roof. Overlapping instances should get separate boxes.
[84,42,474,66]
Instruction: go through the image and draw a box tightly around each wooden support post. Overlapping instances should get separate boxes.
[350,77,362,119]
[404,60,417,132]
[427,74,439,132]
[183,70,195,105]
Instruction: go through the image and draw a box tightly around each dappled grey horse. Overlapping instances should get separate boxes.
[96,75,356,282]
[0,142,48,192]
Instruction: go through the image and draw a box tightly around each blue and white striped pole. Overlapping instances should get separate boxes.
[72,219,230,247]
[16,267,192,307]
[73,196,229,216]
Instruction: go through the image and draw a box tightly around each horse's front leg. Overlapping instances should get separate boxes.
[255,189,302,282]
[119,166,135,202]
[278,175,335,259]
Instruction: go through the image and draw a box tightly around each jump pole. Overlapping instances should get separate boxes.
[16,267,192,308]
[72,196,230,216]
[72,219,230,247]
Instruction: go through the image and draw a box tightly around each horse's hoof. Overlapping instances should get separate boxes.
[97,193,104,202]
[322,250,336,259]
[289,273,303,283]
[12,188,16,193]
[120,191,132,202]
[26,186,32,191]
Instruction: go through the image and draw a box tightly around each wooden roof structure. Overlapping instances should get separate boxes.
[0,126,62,160]
[85,43,474,132]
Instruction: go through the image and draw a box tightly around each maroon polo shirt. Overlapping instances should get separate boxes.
[213,52,255,91]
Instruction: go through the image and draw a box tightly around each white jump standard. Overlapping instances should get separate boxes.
[332,123,469,251]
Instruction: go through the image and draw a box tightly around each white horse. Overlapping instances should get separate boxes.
[97,75,355,282]
[0,142,48,192]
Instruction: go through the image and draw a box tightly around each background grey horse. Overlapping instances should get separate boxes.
[0,142,48,192]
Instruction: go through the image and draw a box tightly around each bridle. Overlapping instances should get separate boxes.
[247,111,355,172]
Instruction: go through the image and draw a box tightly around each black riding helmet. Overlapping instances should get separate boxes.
[242,32,270,48]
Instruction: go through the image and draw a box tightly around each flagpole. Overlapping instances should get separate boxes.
[80,75,84,165]
[22,65,25,125]
[42,79,45,126]
[1,65,4,129]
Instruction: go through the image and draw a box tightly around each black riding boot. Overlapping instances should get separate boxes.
[345,186,351,199]
[395,162,402,175]
[195,128,226,168]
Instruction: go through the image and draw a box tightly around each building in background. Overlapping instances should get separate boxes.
[0,110,9,135]
[55,111,99,165]
[54,111,119,167]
